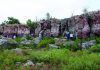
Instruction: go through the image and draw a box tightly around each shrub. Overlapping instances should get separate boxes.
[14,37,25,43]
[21,43,36,49]
[0,50,28,69]
[65,39,80,51]
[37,37,55,48]
[96,37,100,44]
[29,49,100,70]
[7,39,18,49]
[89,44,100,52]
[26,34,33,40]
[14,37,35,48]
[29,49,69,63]
[1,49,100,70]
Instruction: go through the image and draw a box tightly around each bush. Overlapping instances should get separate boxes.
[0,50,28,69]
[96,37,100,44]
[14,37,35,49]
[1,48,100,70]
[29,49,100,70]
[37,37,55,48]
[21,43,36,49]
[14,37,25,43]
[65,39,80,51]
[89,44,100,52]
[29,49,69,63]
[26,34,33,40]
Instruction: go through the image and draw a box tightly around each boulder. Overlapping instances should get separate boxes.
[0,39,8,45]
[16,62,21,67]
[7,39,18,45]
[34,37,41,44]
[81,40,96,49]
[36,62,44,67]
[24,60,35,67]
[54,38,66,46]
[0,38,18,48]
[63,41,75,47]
[49,44,59,48]
[81,42,89,49]
[20,40,33,45]
[88,40,96,46]
[11,48,23,55]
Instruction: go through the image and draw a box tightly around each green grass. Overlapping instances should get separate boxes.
[0,50,28,70]
[29,49,100,70]
[0,36,100,70]
[0,48,100,70]
[37,37,55,48]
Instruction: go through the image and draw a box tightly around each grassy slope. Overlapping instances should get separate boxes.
[0,49,100,70]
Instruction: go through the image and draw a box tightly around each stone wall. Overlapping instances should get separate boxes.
[1,10,99,38]
[36,10,100,38]
[0,24,30,37]
[60,11,100,38]
[36,18,60,36]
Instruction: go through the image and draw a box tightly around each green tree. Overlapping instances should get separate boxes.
[83,8,88,14]
[26,19,37,35]
[46,12,50,20]
[1,21,7,26]
[2,17,20,25]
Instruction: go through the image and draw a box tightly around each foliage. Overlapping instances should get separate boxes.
[29,49,100,70]
[26,34,33,40]
[2,17,20,25]
[21,43,36,49]
[89,44,100,52]
[0,50,28,69]
[29,49,69,63]
[14,37,25,43]
[26,19,37,29]
[96,37,100,44]
[46,12,51,20]
[0,36,100,69]
[65,39,80,51]
[0,48,100,69]
[14,37,26,48]
[14,37,36,49]
[37,37,55,48]
[26,19,37,34]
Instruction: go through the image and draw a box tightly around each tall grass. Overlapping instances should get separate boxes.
[29,49,100,70]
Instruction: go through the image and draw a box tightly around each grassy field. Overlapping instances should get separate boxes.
[0,48,100,70]
[0,36,99,70]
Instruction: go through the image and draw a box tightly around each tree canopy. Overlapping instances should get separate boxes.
[26,19,37,34]
[2,17,20,25]
[26,19,37,29]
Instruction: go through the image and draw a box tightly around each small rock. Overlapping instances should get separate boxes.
[36,62,44,67]
[0,38,18,48]
[12,48,23,55]
[89,40,96,46]
[81,40,96,49]
[54,38,67,46]
[24,60,35,67]
[16,62,21,67]
[34,37,41,44]
[63,41,75,47]
[49,44,59,48]
[82,43,87,49]
[0,39,7,45]
[20,40,32,45]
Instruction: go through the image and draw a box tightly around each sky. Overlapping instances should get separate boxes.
[0,0,100,23]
